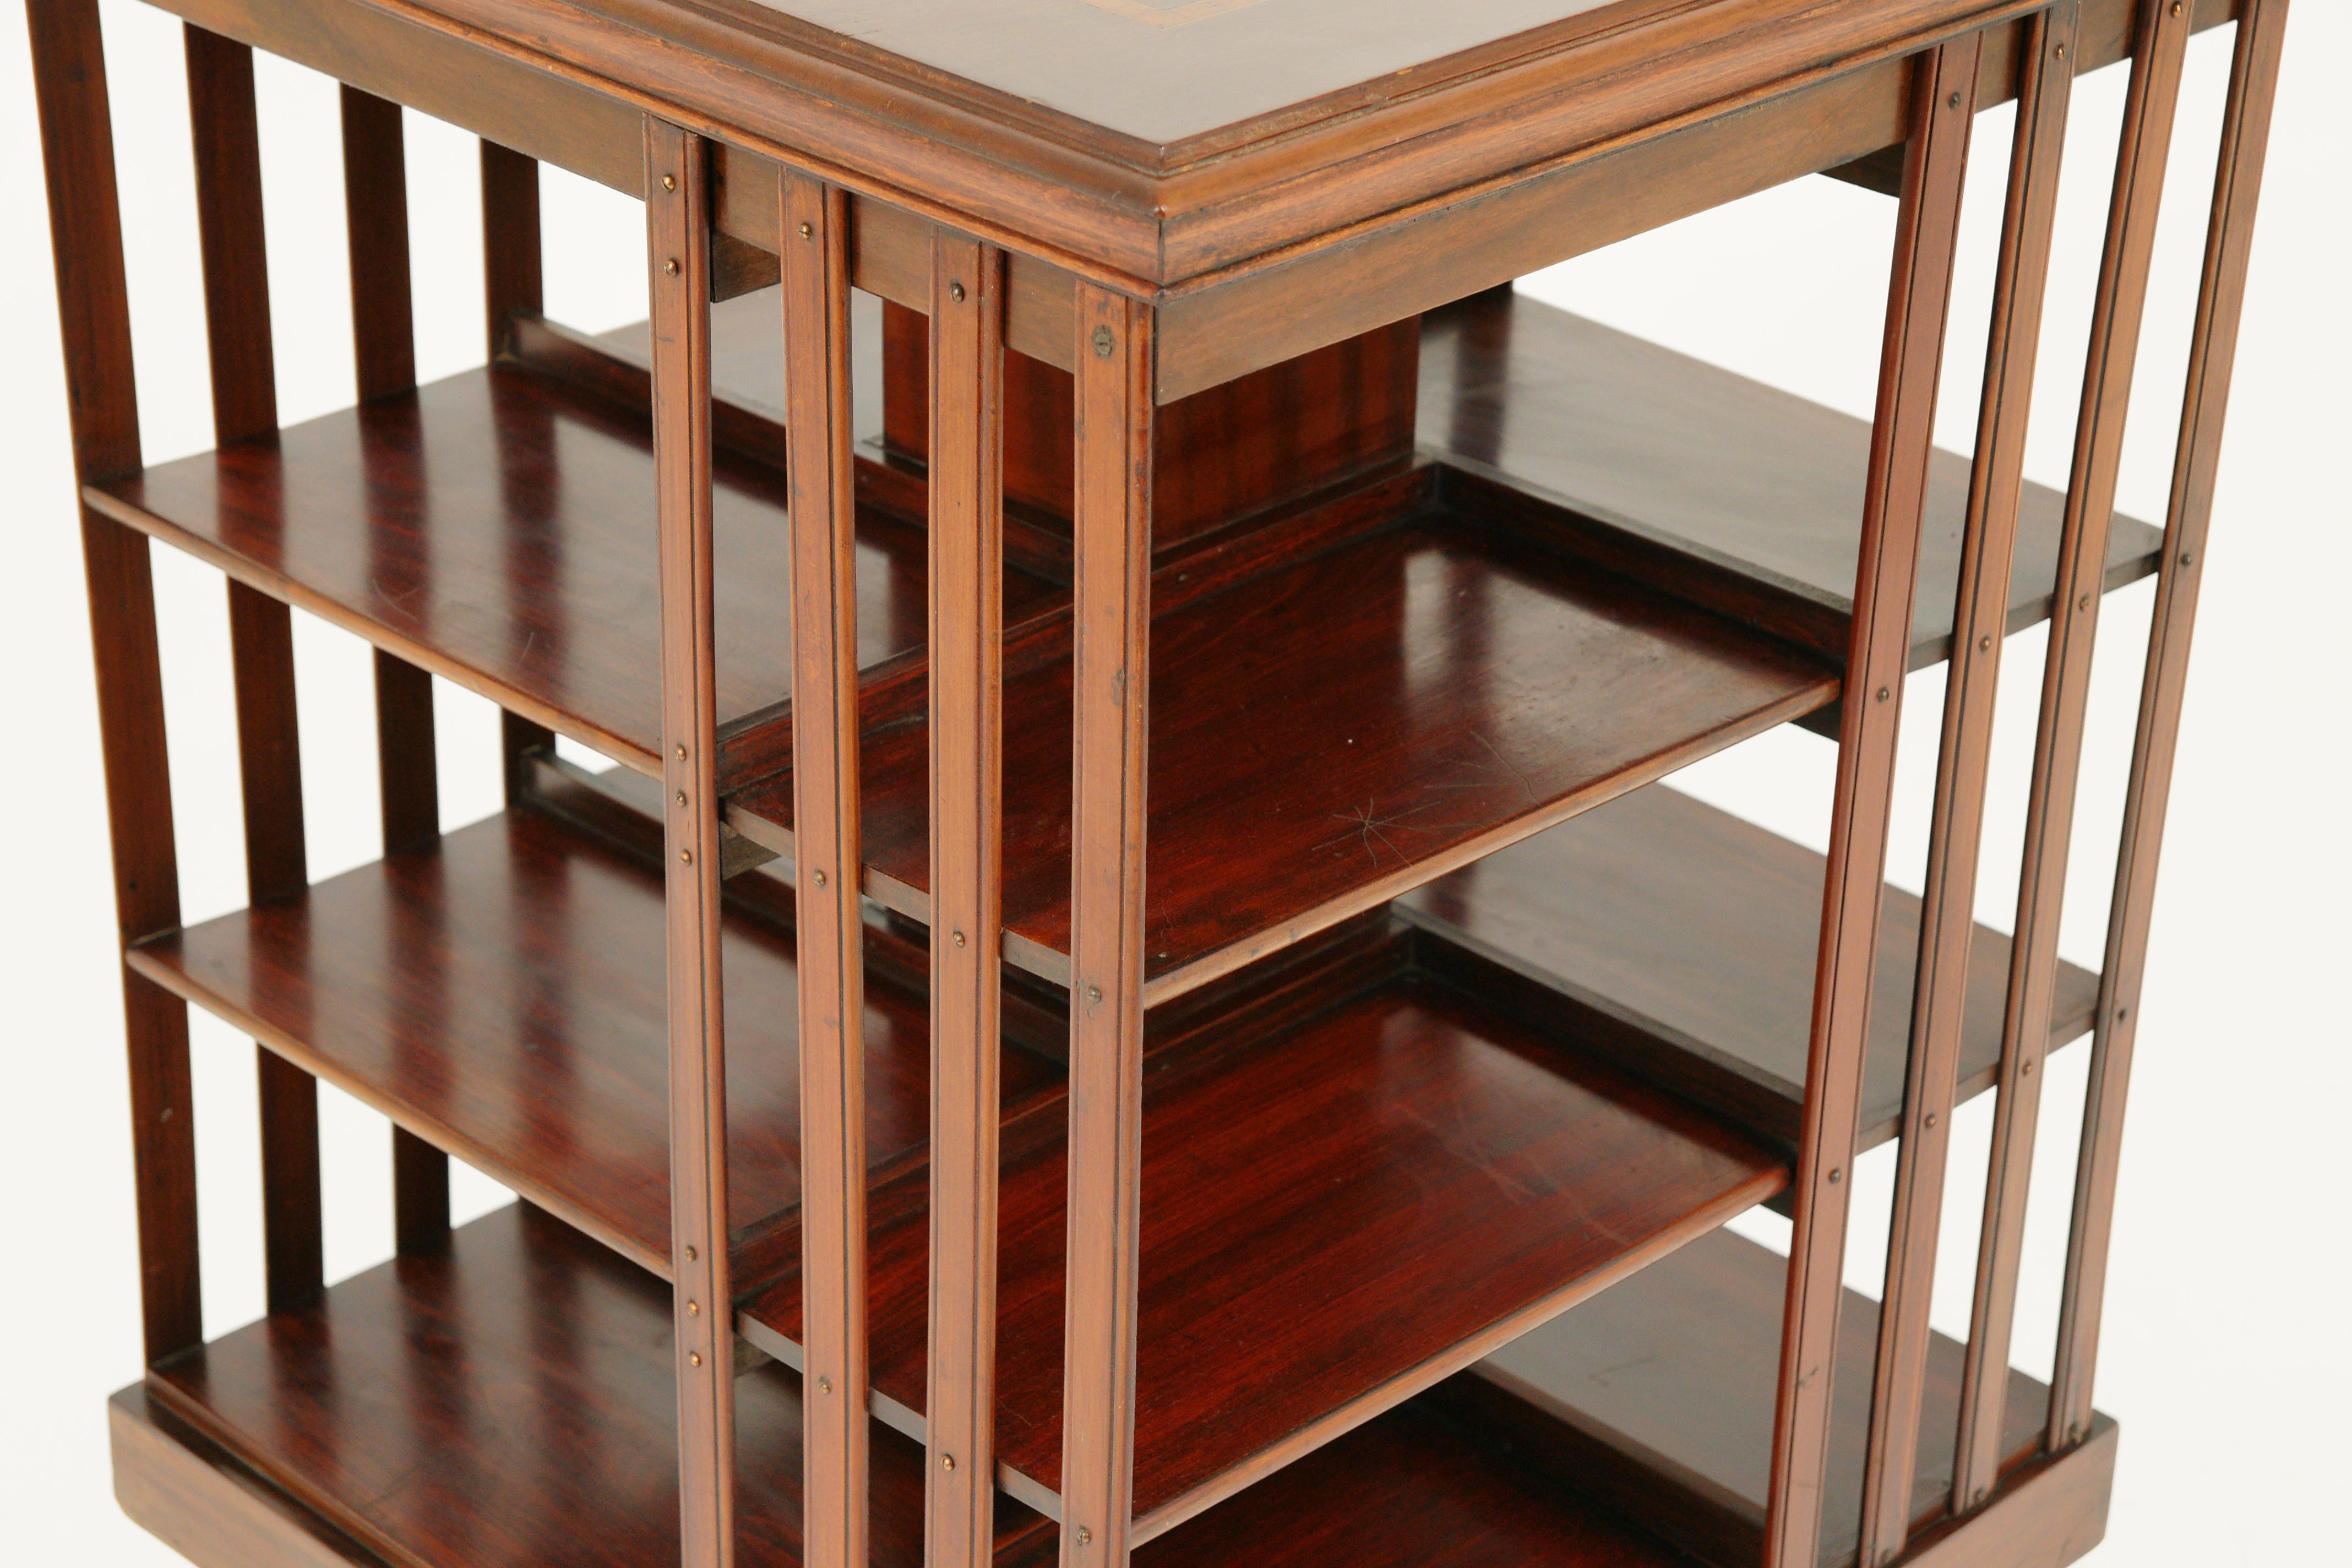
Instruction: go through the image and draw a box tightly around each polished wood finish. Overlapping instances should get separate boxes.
[1418,288,2162,670]
[780,168,873,1568]
[122,805,1064,1278]
[1957,0,2195,1508]
[731,494,1837,1005]
[746,958,1786,1543]
[143,1203,1053,1568]
[1395,783,2100,1155]
[925,232,1008,1568]
[2054,0,2290,1460]
[1860,14,2075,1556]
[1767,43,1978,1568]
[1463,1228,2051,1568]
[30,0,205,1367]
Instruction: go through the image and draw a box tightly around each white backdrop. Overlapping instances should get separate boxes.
[3,4,2344,1562]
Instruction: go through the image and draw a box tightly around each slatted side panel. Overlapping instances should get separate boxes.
[1953,0,2197,1507]
[1855,11,2079,1562]
[1763,37,1980,1568]
[2050,0,2290,1453]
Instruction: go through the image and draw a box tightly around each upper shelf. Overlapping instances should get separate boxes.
[83,346,1058,776]
[1419,287,2165,671]
[741,923,1785,1542]
[1397,781,2100,1154]
[729,486,1837,1003]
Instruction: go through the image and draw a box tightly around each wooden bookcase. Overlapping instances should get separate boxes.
[24,1,2287,1566]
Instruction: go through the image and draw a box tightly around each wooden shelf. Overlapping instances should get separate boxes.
[124,792,1062,1281]
[1397,782,2100,1154]
[741,927,1786,1543]
[134,1203,1052,1568]
[730,492,1837,1004]
[1419,286,2165,669]
[81,352,1057,776]
[1443,1227,2057,1568]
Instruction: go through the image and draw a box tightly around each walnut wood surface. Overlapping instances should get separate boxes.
[1396,783,2099,1155]
[84,361,938,774]
[1462,1228,2051,1568]
[733,504,1836,1003]
[1418,287,2163,669]
[124,804,1055,1279]
[744,966,1785,1539]
[143,1203,1052,1568]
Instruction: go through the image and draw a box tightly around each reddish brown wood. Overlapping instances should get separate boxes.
[648,119,736,1567]
[1767,41,1978,1568]
[1956,0,2196,1509]
[1060,281,1153,1568]
[1395,783,2100,1155]
[30,0,204,1366]
[481,139,542,356]
[1860,13,2076,1559]
[144,1204,1054,1568]
[1457,1229,2050,1568]
[747,963,1785,1541]
[925,229,1006,1568]
[781,168,872,1568]
[2051,0,2289,1458]
[341,87,417,403]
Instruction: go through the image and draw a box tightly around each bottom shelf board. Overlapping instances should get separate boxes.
[1397,782,2100,1154]
[744,950,1786,1542]
[135,1203,1047,1568]
[1457,1227,2055,1568]
[116,1202,1705,1568]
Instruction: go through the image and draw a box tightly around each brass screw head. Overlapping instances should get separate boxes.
[1979,634,1992,652]
[662,173,677,192]
[2055,41,2066,59]
[677,790,689,807]
[1087,984,1103,1003]
[1875,685,1891,703]
[1076,1527,1092,1547]
[952,930,967,948]
[2179,550,2195,568]
[1948,91,1963,110]
[799,222,814,239]
[818,1375,833,1395]
[812,868,827,889]
[950,281,966,304]
[1092,325,1114,358]
[941,1453,956,1471]
[2022,1058,2035,1076]
[1827,1167,1843,1185]
[684,1244,697,1262]
[680,848,693,865]
[1925,1112,1939,1130]
[687,1300,700,1315]
[676,743,688,760]
[665,258,681,276]
[689,1351,703,1368]
[2078,592,2093,611]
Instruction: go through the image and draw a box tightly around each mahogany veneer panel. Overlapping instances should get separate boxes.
[1397,783,2100,1152]
[745,968,1785,1539]
[1462,1228,2053,1568]
[733,509,1836,1001]
[126,805,1055,1277]
[1419,288,2164,667]
[141,1204,1049,1568]
[83,360,933,772]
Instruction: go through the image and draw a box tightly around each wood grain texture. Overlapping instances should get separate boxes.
[123,806,1058,1280]
[143,1204,1054,1568]
[745,967,1785,1542]
[731,502,1837,1005]
[1459,1228,2054,1568]
[1417,288,2162,669]
[86,361,932,774]
[1395,783,2099,1155]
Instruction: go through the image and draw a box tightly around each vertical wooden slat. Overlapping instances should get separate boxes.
[187,21,326,1316]
[1953,0,2196,1508]
[1856,12,2077,1563]
[344,81,451,1252]
[1762,41,1978,1568]
[2050,0,2290,1452]
[1059,285,1154,1568]
[781,168,868,1568]
[648,118,733,1568]
[30,0,203,1365]
[481,137,559,792]
[925,231,1006,1568]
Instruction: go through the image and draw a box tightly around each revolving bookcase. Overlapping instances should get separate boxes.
[25,1,2287,1566]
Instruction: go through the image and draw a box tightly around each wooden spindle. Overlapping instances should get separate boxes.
[1762,39,1979,1568]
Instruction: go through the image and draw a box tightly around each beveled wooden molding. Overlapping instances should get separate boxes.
[111,1388,388,1568]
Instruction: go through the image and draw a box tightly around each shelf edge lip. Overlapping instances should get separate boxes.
[121,940,674,1283]
[80,480,663,780]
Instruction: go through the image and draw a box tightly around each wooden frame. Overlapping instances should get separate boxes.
[23,0,2292,1564]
